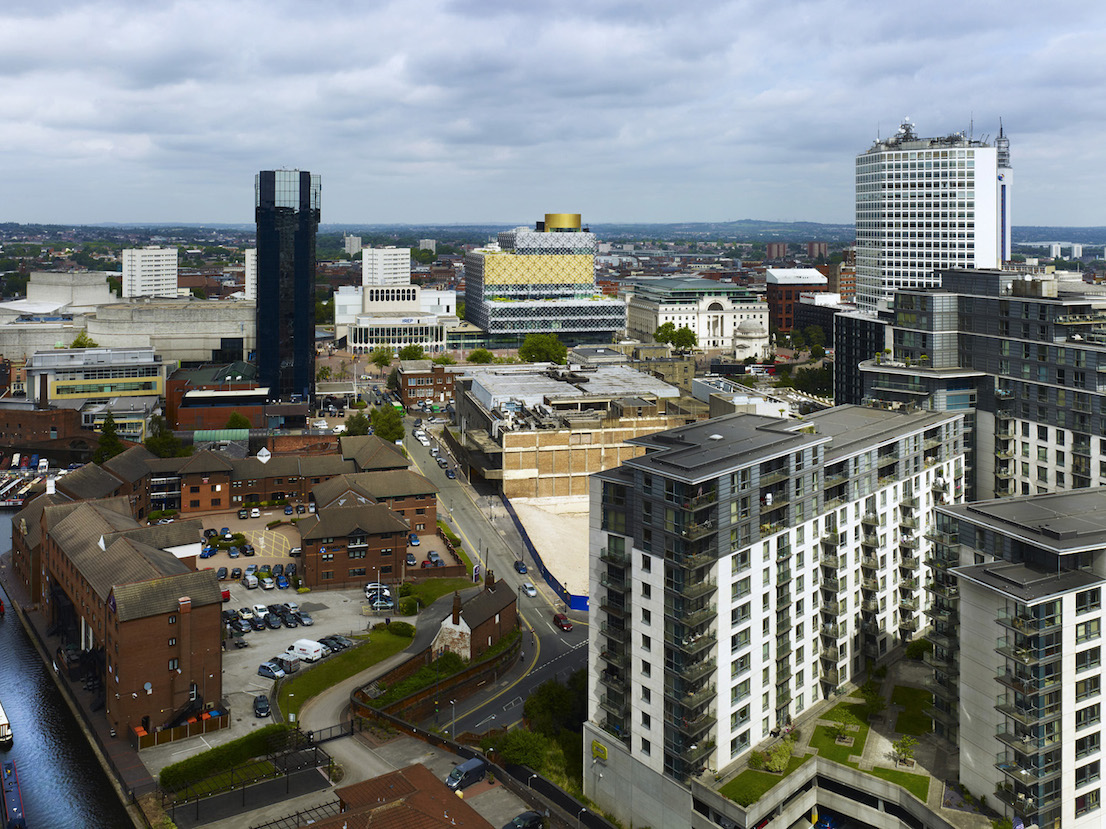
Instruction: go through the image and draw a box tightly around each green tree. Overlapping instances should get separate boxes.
[523,678,577,737]
[494,728,549,768]
[316,365,332,381]
[467,348,494,364]
[144,415,191,458]
[518,334,567,364]
[431,354,456,365]
[804,325,826,348]
[810,344,826,361]
[344,411,371,436]
[790,329,806,350]
[369,348,393,374]
[398,344,427,361]
[386,367,399,391]
[370,405,404,442]
[226,411,251,429]
[891,735,918,765]
[70,330,98,348]
[653,321,677,344]
[670,326,697,351]
[93,413,126,464]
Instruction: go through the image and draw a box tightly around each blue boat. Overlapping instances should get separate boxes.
[2,761,27,828]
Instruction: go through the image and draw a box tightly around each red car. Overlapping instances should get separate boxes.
[552,613,573,632]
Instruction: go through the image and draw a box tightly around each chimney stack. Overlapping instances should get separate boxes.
[486,570,495,590]
[451,591,461,625]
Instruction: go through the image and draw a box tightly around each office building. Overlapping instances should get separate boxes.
[463,213,625,346]
[624,277,770,358]
[254,169,320,401]
[931,489,1106,829]
[584,405,965,828]
[855,119,1012,313]
[121,246,178,298]
[361,246,411,287]
[860,268,1106,501]
[765,268,827,333]
[833,307,892,405]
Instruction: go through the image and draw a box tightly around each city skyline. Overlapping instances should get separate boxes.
[2,1,1104,226]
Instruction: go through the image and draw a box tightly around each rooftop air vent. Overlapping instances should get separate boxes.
[708,434,724,441]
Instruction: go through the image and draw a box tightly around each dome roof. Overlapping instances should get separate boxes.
[736,318,765,334]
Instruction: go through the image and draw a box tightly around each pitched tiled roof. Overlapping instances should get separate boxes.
[103,519,204,551]
[57,462,125,501]
[102,445,158,484]
[355,470,436,500]
[340,435,409,471]
[298,503,409,540]
[13,491,72,548]
[459,584,516,630]
[231,455,301,481]
[311,475,377,510]
[145,456,190,475]
[297,454,357,477]
[178,449,235,475]
[112,565,222,622]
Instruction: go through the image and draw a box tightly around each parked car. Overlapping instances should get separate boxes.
[445,757,488,791]
[284,601,299,614]
[216,567,228,580]
[437,457,449,468]
[249,616,266,631]
[513,560,527,574]
[502,812,543,829]
[233,637,250,649]
[276,575,290,590]
[257,662,285,680]
[242,544,255,556]
[427,550,443,565]
[203,528,218,539]
[406,552,417,567]
[408,532,420,546]
[253,693,271,718]
[199,547,215,560]
[238,508,249,519]
[250,507,261,518]
[522,582,537,597]
[553,613,573,631]
[446,468,457,479]
[285,563,297,577]
[230,567,243,580]
[221,609,238,624]
[265,613,281,630]
[282,614,299,628]
[296,504,306,514]
[245,564,259,576]
[284,504,294,515]
[260,577,275,590]
[232,618,251,634]
[239,607,255,620]
[229,546,240,558]
[272,564,284,577]
[296,612,314,626]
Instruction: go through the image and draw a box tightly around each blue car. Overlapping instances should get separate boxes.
[276,575,290,590]
[199,547,215,559]
[284,505,294,515]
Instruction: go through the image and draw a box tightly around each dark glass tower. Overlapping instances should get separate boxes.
[255,169,320,402]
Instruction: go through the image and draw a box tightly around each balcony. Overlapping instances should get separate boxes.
[995,727,1061,756]
[600,547,629,566]
[599,672,626,693]
[899,536,919,551]
[994,640,1060,668]
[600,597,630,618]
[994,670,1060,695]
[669,683,716,709]
[670,579,717,601]
[672,632,716,657]
[678,740,716,768]
[994,754,1061,783]
[924,674,958,700]
[821,600,841,615]
[675,658,716,684]
[680,521,715,541]
[995,609,1061,635]
[861,556,879,571]
[824,470,849,487]
[671,711,717,738]
[931,479,949,494]
[821,531,841,548]
[668,603,716,628]
[600,718,630,743]
[995,698,1062,728]
[899,577,919,591]
[860,620,880,636]
[601,622,628,643]
[759,468,789,487]
[899,596,919,612]
[927,628,956,651]
[878,453,899,468]
[900,495,919,509]
[776,567,793,584]
[924,580,959,599]
[899,554,920,569]
[861,534,879,549]
[820,623,843,639]
[776,687,792,708]
[600,649,628,668]
[925,605,956,626]
[821,576,843,592]
[821,667,840,685]
[671,549,714,570]
[861,512,880,527]
[820,553,842,569]
[600,574,626,591]
[899,617,919,632]
[926,704,958,727]
[686,489,718,510]
[861,577,879,592]
[924,651,959,674]
[862,642,880,659]
[599,694,627,716]
[821,647,841,662]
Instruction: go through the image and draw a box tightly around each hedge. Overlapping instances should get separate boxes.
[159,723,292,790]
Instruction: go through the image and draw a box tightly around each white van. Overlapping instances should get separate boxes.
[244,574,259,589]
[288,639,324,662]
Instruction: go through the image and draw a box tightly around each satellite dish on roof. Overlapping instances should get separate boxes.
[256,447,271,464]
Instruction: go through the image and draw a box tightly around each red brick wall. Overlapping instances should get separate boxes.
[376,493,437,532]
[302,532,404,589]
[179,471,233,512]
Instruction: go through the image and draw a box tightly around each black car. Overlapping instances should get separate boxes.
[272,563,284,577]
[221,609,238,624]
[513,560,527,574]
[238,508,249,519]
[233,637,250,649]
[232,618,251,634]
[321,635,348,651]
[329,634,354,649]
[267,603,283,615]
[502,813,543,829]
[253,693,271,718]
[282,615,299,628]
[230,567,243,580]
[204,528,218,539]
[216,566,228,580]
[285,562,297,577]
[265,613,281,630]
[296,504,306,514]
[249,616,266,631]
[242,544,255,556]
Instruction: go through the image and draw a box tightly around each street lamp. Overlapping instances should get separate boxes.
[527,772,538,788]
[577,807,587,828]
[450,699,456,737]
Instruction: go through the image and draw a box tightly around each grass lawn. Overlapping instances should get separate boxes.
[822,700,867,726]
[810,724,868,765]
[867,766,930,801]
[891,686,933,736]
[720,755,812,806]
[278,629,412,719]
[171,760,280,801]
[407,577,474,608]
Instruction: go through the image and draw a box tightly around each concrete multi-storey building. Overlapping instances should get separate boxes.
[361,246,411,287]
[336,284,458,355]
[583,404,965,828]
[855,119,1012,313]
[929,489,1106,829]
[860,268,1106,502]
[121,246,179,298]
[463,213,625,346]
[623,277,770,357]
[765,268,827,333]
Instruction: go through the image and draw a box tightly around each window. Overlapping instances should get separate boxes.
[1079,588,1102,614]
[1078,676,1102,701]
[1080,620,1102,643]
[1078,704,1101,730]
[731,603,751,625]
[1077,761,1101,787]
[642,634,651,652]
[641,738,651,756]
[1077,733,1101,759]
[1079,648,1102,673]
[641,582,651,599]
[168,638,176,647]
[732,629,750,651]
[168,615,177,625]
[641,711,651,729]
[1076,789,1100,816]
[641,687,650,703]
[641,608,651,625]
[641,660,651,677]
[168,658,179,671]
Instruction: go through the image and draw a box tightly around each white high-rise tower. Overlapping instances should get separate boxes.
[361,246,411,287]
[121,246,178,298]
[854,119,1012,313]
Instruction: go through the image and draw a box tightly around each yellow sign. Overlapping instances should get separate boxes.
[591,740,608,761]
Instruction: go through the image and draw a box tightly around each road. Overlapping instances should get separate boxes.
[402,418,589,735]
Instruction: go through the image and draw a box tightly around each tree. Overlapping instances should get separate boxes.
[431,354,456,365]
[810,344,826,361]
[226,411,251,429]
[315,297,334,325]
[467,348,494,364]
[386,367,399,391]
[344,411,371,436]
[494,728,549,768]
[670,326,697,352]
[370,405,404,443]
[144,415,190,458]
[804,325,826,348]
[370,348,392,374]
[653,322,677,344]
[523,678,577,737]
[891,735,918,765]
[398,344,427,361]
[861,683,886,721]
[316,365,332,382]
[70,330,98,348]
[518,334,567,365]
[93,413,126,464]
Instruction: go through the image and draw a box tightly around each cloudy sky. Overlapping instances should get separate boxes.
[2,0,1103,226]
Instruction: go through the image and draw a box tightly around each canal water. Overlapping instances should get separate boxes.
[0,513,133,828]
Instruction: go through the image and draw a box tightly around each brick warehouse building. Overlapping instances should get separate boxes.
[14,496,224,741]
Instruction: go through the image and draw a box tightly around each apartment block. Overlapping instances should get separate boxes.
[584,404,965,828]
[361,246,411,287]
[122,246,178,298]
